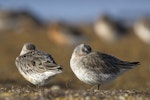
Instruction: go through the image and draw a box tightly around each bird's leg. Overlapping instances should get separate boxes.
[36,84,40,91]
[38,84,40,89]
[97,84,100,90]
[65,79,72,89]
[87,85,98,92]
[27,84,32,89]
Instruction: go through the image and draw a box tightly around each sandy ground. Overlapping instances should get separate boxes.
[0,85,149,100]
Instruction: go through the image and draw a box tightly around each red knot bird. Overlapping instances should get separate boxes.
[70,44,140,89]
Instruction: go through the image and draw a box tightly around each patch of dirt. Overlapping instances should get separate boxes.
[0,86,149,100]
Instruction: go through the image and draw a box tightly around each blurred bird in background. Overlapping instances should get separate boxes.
[47,21,88,46]
[94,14,128,43]
[133,16,150,44]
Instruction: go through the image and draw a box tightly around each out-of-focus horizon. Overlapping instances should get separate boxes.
[0,1,150,90]
[0,0,150,23]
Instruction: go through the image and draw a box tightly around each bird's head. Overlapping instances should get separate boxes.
[73,44,92,56]
[20,43,36,55]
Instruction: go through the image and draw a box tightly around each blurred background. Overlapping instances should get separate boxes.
[0,0,150,90]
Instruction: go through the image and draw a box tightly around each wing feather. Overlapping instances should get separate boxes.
[81,52,139,74]
[15,50,60,74]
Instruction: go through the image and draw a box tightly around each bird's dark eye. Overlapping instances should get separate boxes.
[23,55,26,57]
[82,45,91,53]
[26,44,35,50]
[85,45,91,52]
[82,48,87,52]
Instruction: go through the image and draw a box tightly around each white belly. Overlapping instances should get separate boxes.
[70,55,117,85]
[19,68,57,86]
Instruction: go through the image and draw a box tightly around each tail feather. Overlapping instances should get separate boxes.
[118,61,140,69]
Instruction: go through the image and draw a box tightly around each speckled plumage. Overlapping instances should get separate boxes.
[70,44,140,89]
[15,43,62,86]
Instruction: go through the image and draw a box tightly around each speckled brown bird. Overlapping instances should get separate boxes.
[15,43,62,86]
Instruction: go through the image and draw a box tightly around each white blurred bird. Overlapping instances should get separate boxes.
[94,15,127,43]
[134,17,150,44]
